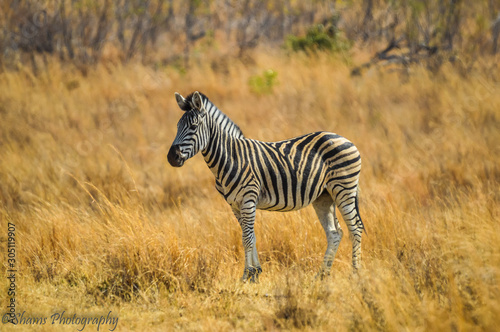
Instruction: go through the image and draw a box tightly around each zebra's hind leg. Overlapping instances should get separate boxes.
[333,188,364,270]
[312,192,343,279]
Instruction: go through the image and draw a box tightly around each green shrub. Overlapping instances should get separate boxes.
[248,69,278,95]
[286,23,352,54]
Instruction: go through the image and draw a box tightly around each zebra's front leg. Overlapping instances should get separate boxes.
[233,198,262,283]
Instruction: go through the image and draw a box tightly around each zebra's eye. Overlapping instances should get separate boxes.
[190,124,198,130]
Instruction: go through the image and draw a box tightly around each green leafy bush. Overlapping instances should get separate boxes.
[286,23,352,54]
[248,69,278,95]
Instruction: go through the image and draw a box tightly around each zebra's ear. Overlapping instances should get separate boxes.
[175,92,190,111]
[192,91,205,115]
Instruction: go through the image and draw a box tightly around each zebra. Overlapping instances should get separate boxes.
[168,91,365,282]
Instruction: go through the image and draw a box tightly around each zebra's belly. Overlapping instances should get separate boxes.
[257,202,310,212]
[255,185,325,212]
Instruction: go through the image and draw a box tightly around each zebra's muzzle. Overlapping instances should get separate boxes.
[167,145,186,167]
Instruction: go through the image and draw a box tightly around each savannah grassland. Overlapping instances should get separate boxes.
[1,11,500,332]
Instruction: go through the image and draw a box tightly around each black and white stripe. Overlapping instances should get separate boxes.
[168,91,364,282]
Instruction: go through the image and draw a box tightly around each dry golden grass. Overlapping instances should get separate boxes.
[1,50,499,331]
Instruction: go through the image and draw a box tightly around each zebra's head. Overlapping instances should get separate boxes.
[168,91,209,167]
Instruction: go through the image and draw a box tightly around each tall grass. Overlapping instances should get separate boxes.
[1,51,499,330]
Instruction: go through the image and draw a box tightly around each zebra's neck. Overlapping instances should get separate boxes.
[203,99,244,139]
[201,99,244,180]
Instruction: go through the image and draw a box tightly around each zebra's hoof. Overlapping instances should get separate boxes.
[315,270,330,281]
[241,266,262,283]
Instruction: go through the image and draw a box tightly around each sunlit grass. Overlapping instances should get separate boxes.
[1,50,499,330]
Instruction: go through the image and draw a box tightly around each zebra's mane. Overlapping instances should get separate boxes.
[185,92,244,138]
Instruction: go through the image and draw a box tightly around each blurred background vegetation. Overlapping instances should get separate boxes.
[1,0,499,74]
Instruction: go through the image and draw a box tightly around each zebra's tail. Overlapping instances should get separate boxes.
[355,188,367,235]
